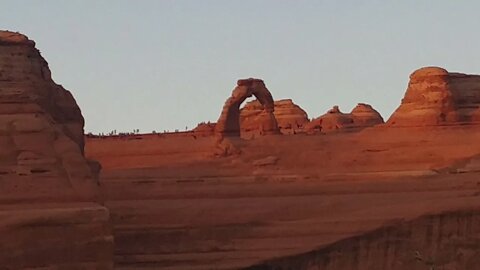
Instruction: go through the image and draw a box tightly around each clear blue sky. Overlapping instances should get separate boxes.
[2,1,480,133]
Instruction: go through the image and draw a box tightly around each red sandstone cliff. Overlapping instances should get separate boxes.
[0,30,112,269]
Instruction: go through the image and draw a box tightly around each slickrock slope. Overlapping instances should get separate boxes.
[305,104,383,133]
[388,66,480,126]
[0,31,112,269]
[247,210,480,270]
[86,125,480,270]
[241,99,308,136]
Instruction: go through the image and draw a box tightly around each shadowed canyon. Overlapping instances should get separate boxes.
[2,31,480,270]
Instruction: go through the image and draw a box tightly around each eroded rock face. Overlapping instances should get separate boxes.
[0,30,112,269]
[0,30,99,202]
[351,103,385,126]
[241,99,309,136]
[305,104,383,133]
[215,78,279,137]
[387,66,480,126]
[246,210,480,270]
[0,31,98,201]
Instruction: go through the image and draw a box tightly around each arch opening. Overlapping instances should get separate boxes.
[215,78,279,137]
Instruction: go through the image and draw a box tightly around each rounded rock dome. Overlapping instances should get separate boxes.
[410,66,448,79]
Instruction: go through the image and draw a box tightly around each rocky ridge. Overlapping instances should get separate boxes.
[305,104,384,133]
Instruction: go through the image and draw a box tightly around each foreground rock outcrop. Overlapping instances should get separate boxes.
[241,99,309,136]
[0,30,112,269]
[305,104,383,133]
[388,66,480,126]
[0,31,100,201]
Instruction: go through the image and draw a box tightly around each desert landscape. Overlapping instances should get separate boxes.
[2,29,480,270]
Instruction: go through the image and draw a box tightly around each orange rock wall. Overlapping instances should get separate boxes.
[0,31,113,269]
[388,67,480,126]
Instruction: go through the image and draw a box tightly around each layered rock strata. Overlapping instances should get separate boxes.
[246,210,480,270]
[241,99,309,135]
[215,78,279,137]
[388,66,480,126]
[305,104,383,133]
[0,30,112,269]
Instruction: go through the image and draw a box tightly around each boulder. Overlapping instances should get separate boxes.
[253,156,279,167]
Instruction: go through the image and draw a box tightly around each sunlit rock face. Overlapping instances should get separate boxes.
[241,99,309,136]
[215,78,279,137]
[388,66,480,126]
[305,104,384,133]
[0,30,113,269]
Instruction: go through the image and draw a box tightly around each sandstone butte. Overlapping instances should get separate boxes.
[0,30,113,269]
[387,66,480,126]
[3,31,480,270]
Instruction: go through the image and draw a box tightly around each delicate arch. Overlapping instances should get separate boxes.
[215,78,279,137]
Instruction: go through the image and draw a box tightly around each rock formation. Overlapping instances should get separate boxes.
[305,104,383,133]
[215,78,279,137]
[387,66,480,126]
[351,103,384,126]
[0,30,112,269]
[241,99,309,136]
[0,31,99,201]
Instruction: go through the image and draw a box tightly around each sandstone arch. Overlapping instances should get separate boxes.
[215,78,279,137]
